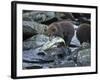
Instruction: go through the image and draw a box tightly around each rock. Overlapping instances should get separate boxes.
[81,42,90,49]
[53,60,76,68]
[23,25,38,40]
[45,47,69,58]
[41,12,76,25]
[25,65,43,69]
[23,62,43,69]
[23,35,67,55]
[23,47,71,69]
[79,17,90,24]
[23,49,54,63]
[23,11,56,23]
[41,17,58,25]
[23,34,72,69]
[72,13,90,24]
[77,48,91,66]
[23,21,48,34]
[55,12,75,21]
[23,11,77,25]
[23,34,49,50]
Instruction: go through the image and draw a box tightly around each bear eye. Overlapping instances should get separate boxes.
[52,28,56,32]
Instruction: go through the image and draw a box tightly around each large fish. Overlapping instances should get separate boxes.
[40,36,66,51]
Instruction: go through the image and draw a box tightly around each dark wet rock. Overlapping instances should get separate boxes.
[25,65,43,69]
[23,21,48,34]
[23,63,43,69]
[23,59,54,63]
[23,25,38,40]
[41,18,58,25]
[72,13,90,24]
[79,17,90,24]
[37,52,46,57]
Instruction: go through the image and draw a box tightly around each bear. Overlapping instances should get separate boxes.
[47,20,74,46]
[76,23,91,44]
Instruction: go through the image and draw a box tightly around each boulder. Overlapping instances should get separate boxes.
[23,11,76,25]
[23,25,38,40]
[23,21,48,34]
[23,34,49,50]
[77,48,91,66]
[55,12,75,21]
[23,11,56,23]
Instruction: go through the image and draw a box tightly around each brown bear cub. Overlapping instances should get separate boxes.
[47,20,74,46]
[76,23,91,44]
